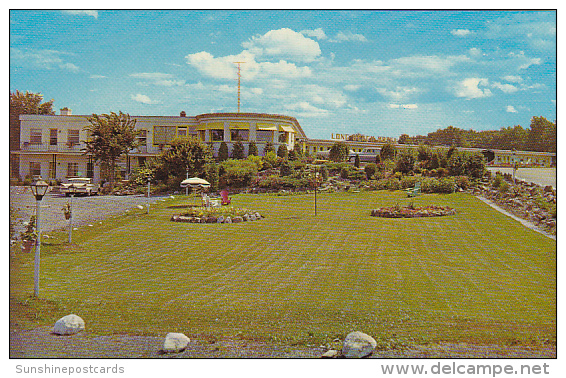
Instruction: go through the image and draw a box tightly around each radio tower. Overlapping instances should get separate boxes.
[233,62,245,112]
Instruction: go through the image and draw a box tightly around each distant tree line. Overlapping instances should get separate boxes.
[398,116,556,153]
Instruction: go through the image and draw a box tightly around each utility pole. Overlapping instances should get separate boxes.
[233,62,245,112]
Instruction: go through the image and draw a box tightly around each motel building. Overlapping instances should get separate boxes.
[11,108,555,184]
[12,109,306,183]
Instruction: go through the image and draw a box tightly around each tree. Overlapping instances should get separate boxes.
[10,90,55,151]
[364,163,377,179]
[354,154,360,168]
[218,141,229,161]
[398,134,410,144]
[231,140,245,159]
[329,141,349,162]
[277,144,288,159]
[84,112,140,185]
[380,143,396,161]
[394,149,416,174]
[247,141,258,156]
[204,163,219,191]
[151,137,213,186]
[263,142,275,155]
[527,116,556,152]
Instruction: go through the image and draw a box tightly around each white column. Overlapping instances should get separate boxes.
[249,122,257,142]
[223,122,230,142]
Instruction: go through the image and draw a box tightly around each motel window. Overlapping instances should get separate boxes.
[67,162,79,177]
[231,129,249,141]
[210,129,224,142]
[177,127,187,137]
[29,162,41,177]
[87,161,94,178]
[198,130,206,141]
[30,129,42,144]
[313,146,317,152]
[67,130,80,146]
[138,130,147,146]
[50,129,58,145]
[11,155,20,178]
[256,130,273,142]
[153,126,176,145]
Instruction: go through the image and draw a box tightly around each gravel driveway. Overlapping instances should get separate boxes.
[486,167,556,188]
[10,186,167,235]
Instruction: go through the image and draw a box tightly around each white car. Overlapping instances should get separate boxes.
[60,177,100,196]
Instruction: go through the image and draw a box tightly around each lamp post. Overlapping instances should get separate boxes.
[30,177,49,297]
[68,183,76,244]
[512,149,517,184]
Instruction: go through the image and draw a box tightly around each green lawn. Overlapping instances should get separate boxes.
[10,191,556,348]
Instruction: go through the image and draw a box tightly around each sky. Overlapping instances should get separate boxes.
[9,9,557,140]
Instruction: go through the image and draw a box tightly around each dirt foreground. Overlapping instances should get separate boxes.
[10,327,555,359]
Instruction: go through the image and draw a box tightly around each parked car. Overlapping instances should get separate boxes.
[348,147,381,163]
[60,177,100,196]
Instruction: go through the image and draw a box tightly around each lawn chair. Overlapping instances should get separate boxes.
[406,181,421,197]
[220,190,231,205]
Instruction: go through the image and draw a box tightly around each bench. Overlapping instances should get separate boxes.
[406,181,421,197]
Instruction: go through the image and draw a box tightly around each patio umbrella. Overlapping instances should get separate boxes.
[180,177,211,188]
[180,177,211,206]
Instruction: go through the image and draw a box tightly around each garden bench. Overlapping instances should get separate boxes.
[406,181,421,197]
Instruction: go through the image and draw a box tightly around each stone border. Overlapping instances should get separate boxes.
[170,212,264,224]
[371,205,456,218]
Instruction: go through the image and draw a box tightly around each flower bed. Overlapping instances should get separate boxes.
[170,206,263,224]
[371,205,456,218]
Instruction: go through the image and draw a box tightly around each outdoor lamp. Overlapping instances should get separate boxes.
[30,177,49,297]
[31,178,49,200]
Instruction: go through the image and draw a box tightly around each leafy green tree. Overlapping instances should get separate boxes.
[527,116,556,152]
[394,149,417,174]
[231,140,245,159]
[279,159,292,176]
[354,154,360,168]
[151,137,213,186]
[398,134,410,144]
[263,142,275,155]
[364,163,377,179]
[10,90,55,151]
[464,152,486,178]
[329,141,349,162]
[84,112,140,185]
[204,163,220,191]
[218,141,229,161]
[380,143,396,161]
[277,144,288,159]
[247,141,258,156]
[219,159,258,187]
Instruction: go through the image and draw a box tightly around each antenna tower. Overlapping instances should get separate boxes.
[233,62,245,112]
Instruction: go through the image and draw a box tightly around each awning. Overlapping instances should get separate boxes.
[229,122,249,129]
[195,122,224,130]
[279,125,295,133]
[257,123,277,131]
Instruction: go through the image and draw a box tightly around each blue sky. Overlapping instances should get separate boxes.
[10,10,556,139]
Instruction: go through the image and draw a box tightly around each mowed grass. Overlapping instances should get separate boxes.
[10,191,556,347]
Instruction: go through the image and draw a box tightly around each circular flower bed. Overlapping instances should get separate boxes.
[371,205,456,218]
[170,206,263,224]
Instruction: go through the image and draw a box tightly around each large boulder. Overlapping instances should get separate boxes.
[342,331,377,358]
[233,216,243,223]
[162,332,190,353]
[53,314,85,335]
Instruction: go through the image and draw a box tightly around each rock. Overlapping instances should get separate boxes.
[233,216,243,223]
[53,314,85,335]
[207,216,217,223]
[217,215,225,223]
[254,212,262,219]
[162,332,190,353]
[249,214,256,221]
[242,214,249,221]
[225,216,232,224]
[170,215,179,222]
[342,331,377,358]
[178,216,190,223]
[321,349,339,358]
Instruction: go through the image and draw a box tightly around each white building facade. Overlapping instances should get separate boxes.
[12,110,307,183]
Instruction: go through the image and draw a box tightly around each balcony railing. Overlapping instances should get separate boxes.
[20,142,85,153]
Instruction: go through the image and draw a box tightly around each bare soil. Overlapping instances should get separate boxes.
[10,327,555,358]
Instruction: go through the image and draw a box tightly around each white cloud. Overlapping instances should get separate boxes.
[62,10,98,19]
[89,74,106,79]
[468,48,483,57]
[390,54,470,77]
[329,31,368,43]
[503,75,523,83]
[284,101,329,117]
[300,28,327,40]
[251,87,263,95]
[454,78,492,99]
[491,82,519,94]
[242,28,321,62]
[506,105,518,113]
[343,84,361,91]
[10,48,79,72]
[131,94,160,104]
[451,29,472,37]
[376,86,421,101]
[389,104,418,110]
[508,51,542,70]
[129,72,186,86]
